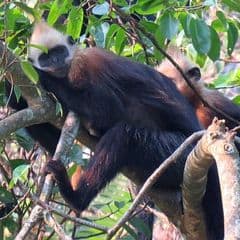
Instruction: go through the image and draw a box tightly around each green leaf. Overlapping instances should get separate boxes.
[67,7,84,39]
[153,31,166,60]
[123,224,138,239]
[56,102,63,116]
[36,87,42,97]
[115,28,126,55]
[6,8,27,31]
[9,159,28,170]
[114,200,125,209]
[7,29,26,50]
[13,85,21,103]
[158,12,179,40]
[92,2,110,15]
[232,95,240,105]
[222,0,240,12]
[47,0,72,26]
[208,26,220,61]
[113,0,128,6]
[15,129,35,151]
[90,22,110,48]
[196,53,207,67]
[28,44,48,54]
[129,217,152,239]
[13,165,30,182]
[140,20,158,34]
[0,187,15,204]
[211,19,226,32]
[1,218,18,235]
[105,24,120,49]
[213,70,240,88]
[134,0,164,15]
[179,13,193,38]
[122,44,143,57]
[120,236,135,240]
[216,11,228,30]
[9,165,30,188]
[0,81,5,106]
[190,19,211,54]
[67,164,78,177]
[203,0,217,6]
[13,2,40,20]
[227,21,238,55]
[20,61,39,84]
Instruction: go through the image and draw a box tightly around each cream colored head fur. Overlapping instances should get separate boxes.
[28,21,76,69]
[155,46,197,90]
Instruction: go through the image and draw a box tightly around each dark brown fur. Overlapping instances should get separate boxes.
[38,47,223,239]
[26,24,224,239]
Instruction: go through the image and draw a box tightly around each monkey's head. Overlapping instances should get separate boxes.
[28,22,76,78]
[155,46,202,91]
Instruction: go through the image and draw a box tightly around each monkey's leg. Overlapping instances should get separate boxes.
[26,123,61,155]
[45,123,129,212]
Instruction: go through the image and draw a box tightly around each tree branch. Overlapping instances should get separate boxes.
[183,118,240,239]
[37,199,109,233]
[15,112,80,239]
[0,107,54,139]
[44,212,72,240]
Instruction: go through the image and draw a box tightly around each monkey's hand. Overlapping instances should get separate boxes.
[44,160,67,183]
[44,160,78,210]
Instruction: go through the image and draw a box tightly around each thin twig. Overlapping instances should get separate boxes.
[0,188,30,221]
[36,199,109,233]
[219,58,240,64]
[44,212,72,240]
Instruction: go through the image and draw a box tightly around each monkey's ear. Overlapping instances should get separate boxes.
[187,67,201,81]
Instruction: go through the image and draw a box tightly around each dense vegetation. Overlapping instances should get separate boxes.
[0,0,239,239]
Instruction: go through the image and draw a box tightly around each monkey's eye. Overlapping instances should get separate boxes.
[67,36,75,45]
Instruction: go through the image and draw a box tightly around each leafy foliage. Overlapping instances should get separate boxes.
[0,0,239,239]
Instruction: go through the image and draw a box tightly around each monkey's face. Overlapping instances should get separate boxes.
[186,67,201,82]
[28,22,77,78]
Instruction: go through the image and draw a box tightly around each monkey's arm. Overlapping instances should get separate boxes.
[6,81,61,155]
[25,123,61,155]
[45,122,129,211]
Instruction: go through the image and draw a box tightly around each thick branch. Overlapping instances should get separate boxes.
[15,205,43,240]
[206,119,240,238]
[182,138,212,239]
[0,107,54,139]
[183,118,240,239]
